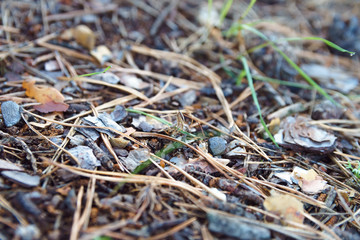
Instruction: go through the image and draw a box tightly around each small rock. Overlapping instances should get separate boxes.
[69,134,86,146]
[83,113,126,137]
[312,100,345,120]
[68,146,101,170]
[90,45,112,65]
[114,148,128,157]
[0,159,24,171]
[1,101,21,127]
[118,74,150,90]
[15,224,40,240]
[122,148,150,172]
[98,113,126,133]
[111,105,128,122]
[93,72,120,85]
[139,121,153,132]
[209,137,227,156]
[178,90,197,107]
[132,115,147,128]
[76,127,100,141]
[44,60,60,71]
[207,211,271,240]
[1,171,40,187]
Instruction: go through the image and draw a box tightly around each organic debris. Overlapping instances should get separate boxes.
[292,167,328,194]
[22,80,69,113]
[274,116,337,153]
[263,191,305,225]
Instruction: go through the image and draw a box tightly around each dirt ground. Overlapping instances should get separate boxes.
[0,0,360,239]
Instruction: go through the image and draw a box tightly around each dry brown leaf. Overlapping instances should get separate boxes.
[264,190,304,225]
[292,167,328,194]
[73,25,96,50]
[22,80,69,113]
[23,80,65,104]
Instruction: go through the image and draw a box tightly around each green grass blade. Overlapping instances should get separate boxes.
[240,56,279,147]
[284,37,355,56]
[236,70,246,86]
[220,0,233,25]
[271,44,338,106]
[78,66,111,77]
[252,75,314,90]
[247,42,271,54]
[238,24,339,106]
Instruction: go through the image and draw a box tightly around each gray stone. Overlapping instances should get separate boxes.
[83,113,126,138]
[111,105,127,122]
[123,148,150,172]
[207,211,271,240]
[139,121,153,132]
[209,137,227,156]
[68,146,101,170]
[1,171,40,188]
[1,101,21,127]
[178,90,197,107]
[0,159,24,171]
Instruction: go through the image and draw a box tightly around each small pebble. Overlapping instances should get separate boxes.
[123,148,150,172]
[1,101,21,127]
[207,211,271,240]
[209,137,227,156]
[312,100,344,120]
[1,171,40,188]
[15,224,40,240]
[139,121,153,132]
[93,72,120,84]
[68,146,101,170]
[178,90,197,107]
[111,105,128,122]
[0,159,24,171]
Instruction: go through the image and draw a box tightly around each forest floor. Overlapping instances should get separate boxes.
[0,0,360,239]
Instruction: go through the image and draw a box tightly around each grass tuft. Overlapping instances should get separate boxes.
[240,56,279,147]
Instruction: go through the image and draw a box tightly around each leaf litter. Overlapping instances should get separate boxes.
[0,0,360,239]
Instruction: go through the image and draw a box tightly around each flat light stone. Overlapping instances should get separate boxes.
[123,148,150,172]
[68,146,100,170]
[110,105,127,122]
[1,101,21,127]
[1,171,40,187]
[207,211,271,240]
[0,159,24,171]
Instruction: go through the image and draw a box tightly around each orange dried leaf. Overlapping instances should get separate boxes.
[22,80,65,104]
